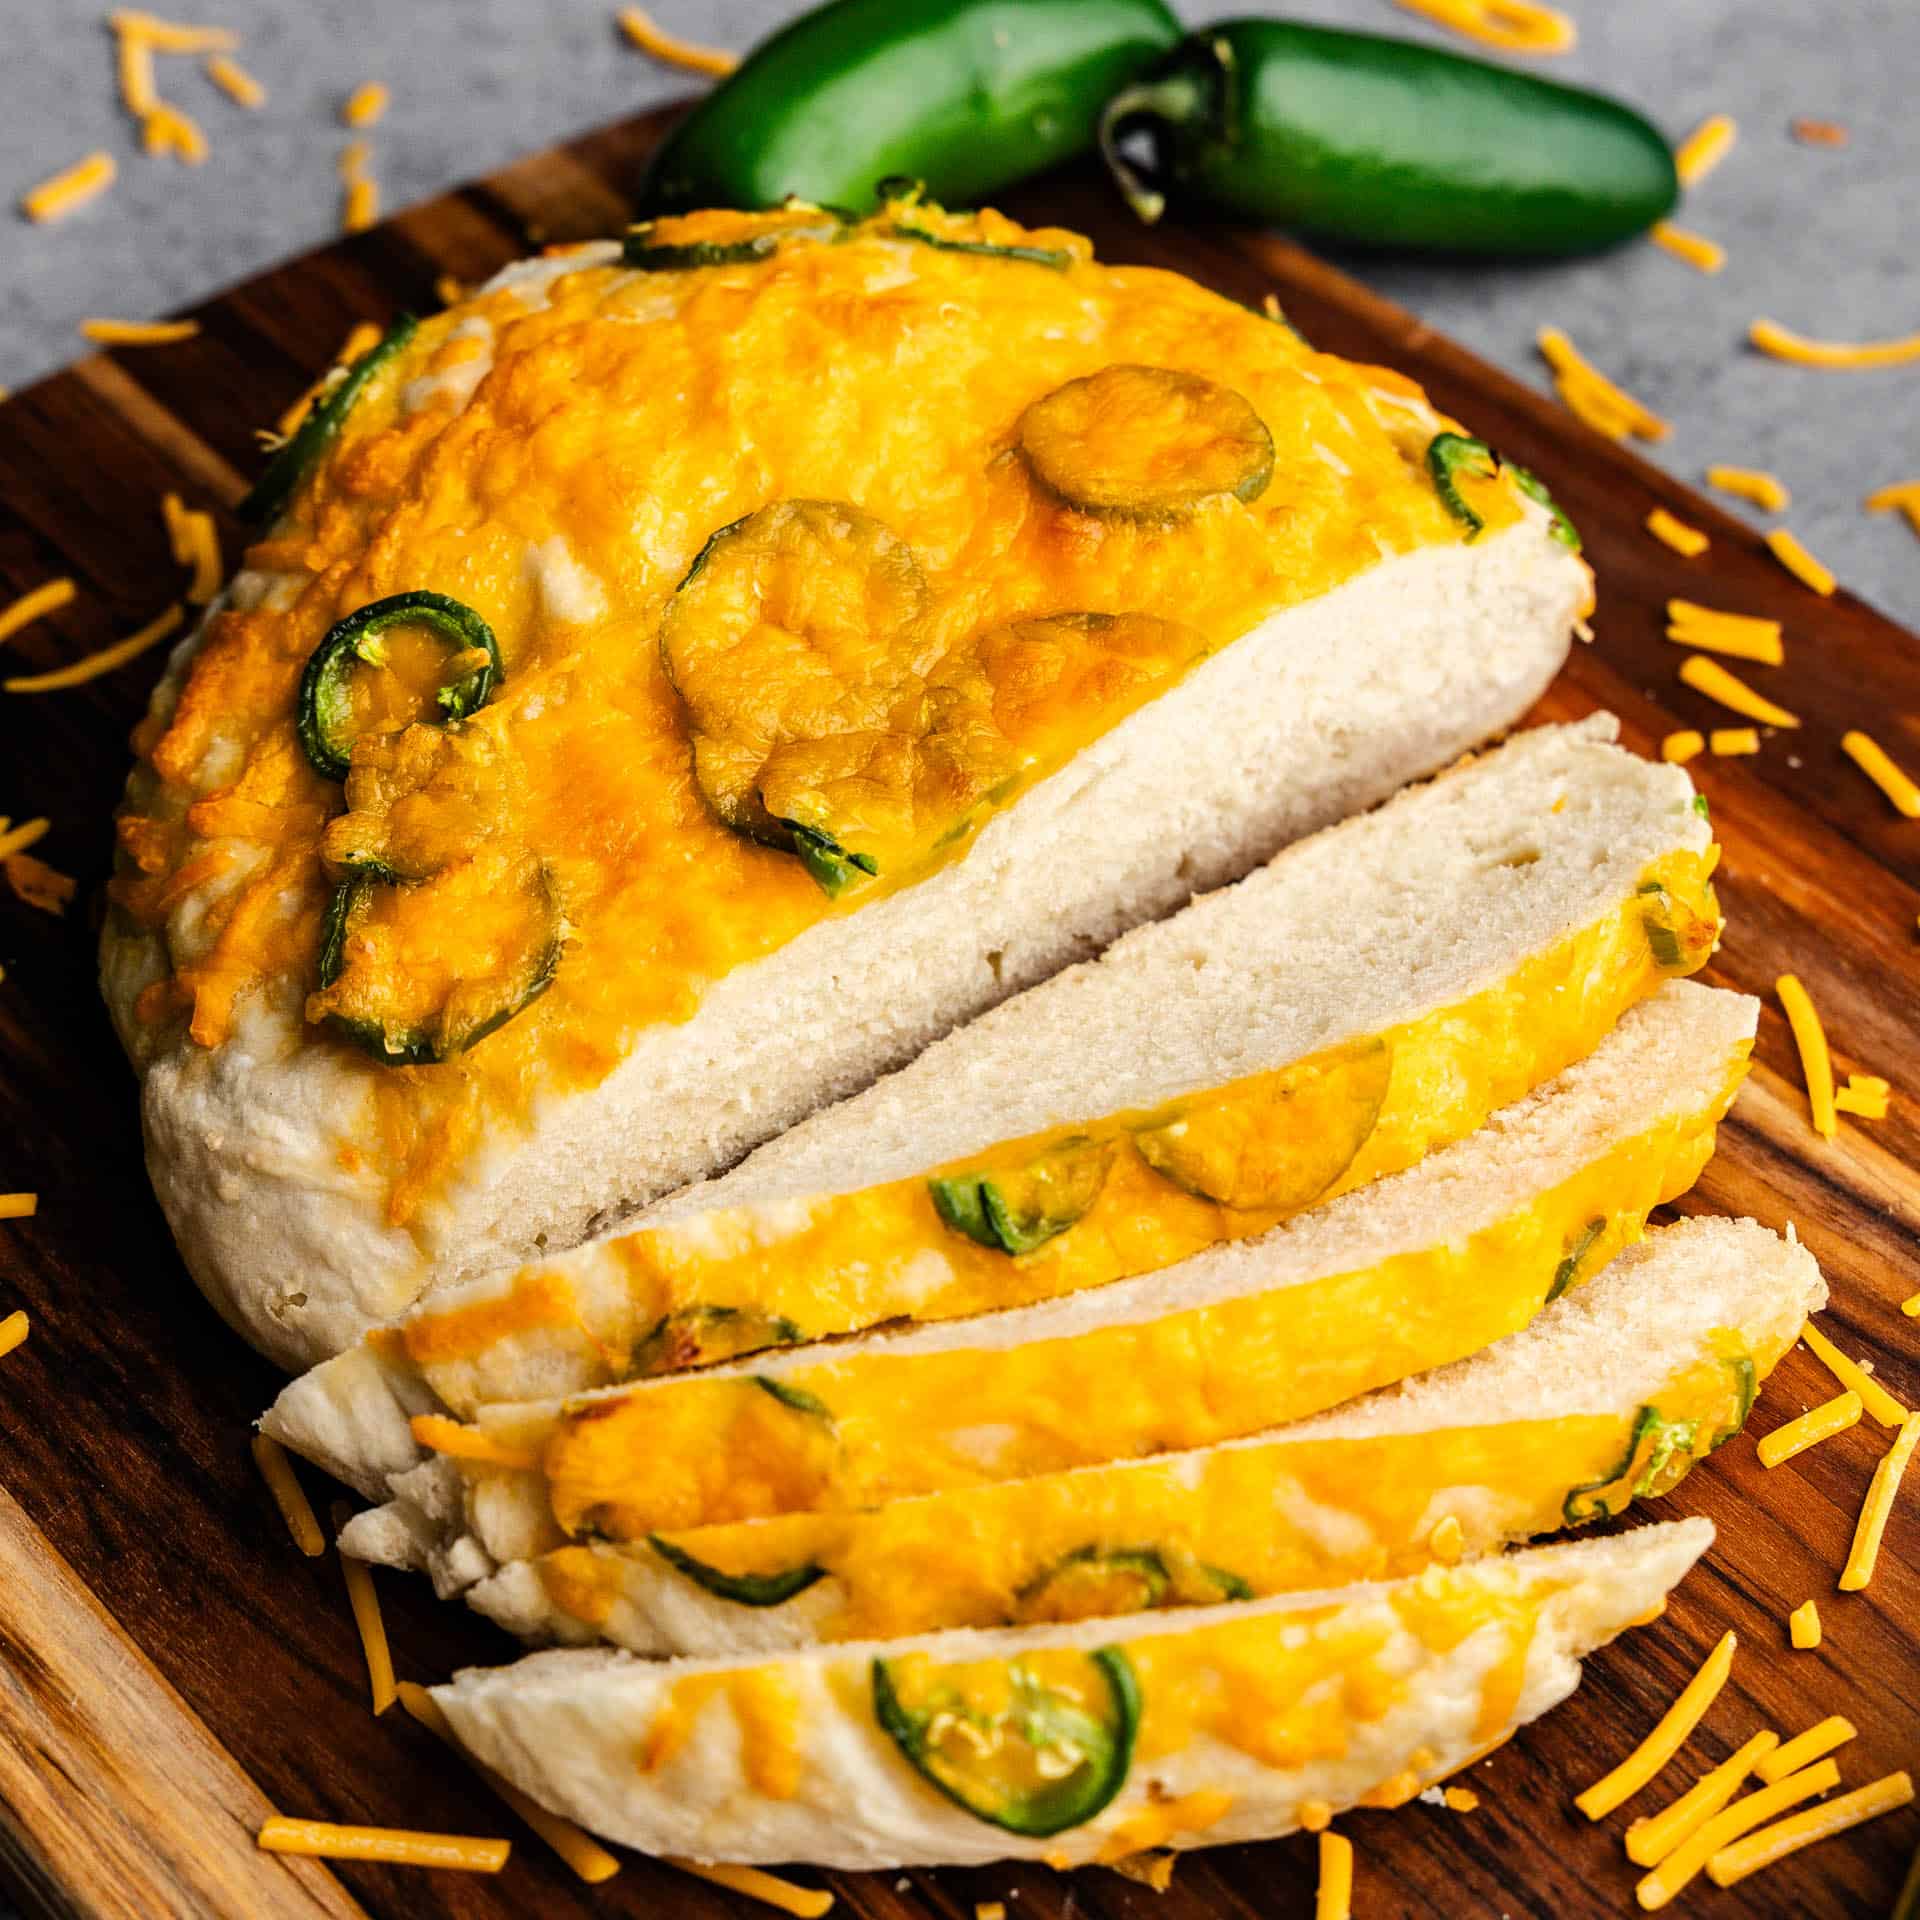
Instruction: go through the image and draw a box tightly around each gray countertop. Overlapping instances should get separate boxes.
[2,0,1915,613]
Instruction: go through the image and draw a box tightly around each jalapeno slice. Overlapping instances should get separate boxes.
[873,1645,1139,1837]
[648,1532,827,1607]
[1013,1546,1251,1624]
[298,591,503,783]
[756,1376,835,1423]
[1133,1037,1392,1214]
[929,1136,1115,1256]
[631,1305,806,1376]
[240,314,417,527]
[1426,433,1500,540]
[1018,364,1274,518]
[1508,462,1583,551]
[1545,1217,1607,1304]
[311,853,560,1065]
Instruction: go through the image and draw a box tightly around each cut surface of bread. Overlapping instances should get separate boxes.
[462,1216,1818,1654]
[430,1519,1712,1870]
[335,981,1754,1587]
[307,716,1715,1433]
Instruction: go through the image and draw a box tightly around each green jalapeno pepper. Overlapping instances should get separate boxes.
[1099,20,1678,256]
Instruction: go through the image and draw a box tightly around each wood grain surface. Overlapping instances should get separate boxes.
[0,104,1915,1920]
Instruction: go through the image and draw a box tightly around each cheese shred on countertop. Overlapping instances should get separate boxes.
[1635,1760,1840,1910]
[0,579,77,647]
[79,317,201,348]
[1839,1411,1920,1590]
[342,81,390,127]
[1674,114,1737,186]
[250,1434,324,1557]
[1751,318,1920,369]
[617,6,740,75]
[1647,509,1710,556]
[0,1310,29,1359]
[206,54,265,107]
[143,102,208,165]
[1576,1630,1736,1821]
[1314,1830,1354,1920]
[1681,655,1800,728]
[1651,222,1725,273]
[1866,480,1920,539]
[1802,1323,1907,1426]
[1841,731,1920,817]
[111,12,240,55]
[1536,328,1670,442]
[1707,1772,1915,1889]
[5,603,185,694]
[332,1501,397,1714]
[257,1817,508,1872]
[1757,1716,1856,1785]
[21,151,116,222]
[343,174,379,235]
[1387,0,1574,53]
[1625,1729,1780,1868]
[670,1862,835,1917]
[1758,1389,1862,1467]
[1705,465,1790,511]
[1766,527,1837,596]
[396,1682,622,1884]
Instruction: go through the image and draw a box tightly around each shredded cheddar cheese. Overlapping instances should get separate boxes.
[0,579,77,648]
[1802,1323,1907,1427]
[5,602,185,694]
[250,1433,324,1556]
[1681,656,1799,728]
[617,6,740,75]
[111,11,239,54]
[143,101,209,165]
[183,509,222,605]
[1674,115,1737,187]
[79,317,201,348]
[1758,1715,1856,1785]
[21,151,116,222]
[975,1904,1006,1920]
[1661,730,1705,764]
[1788,1600,1821,1649]
[257,1816,508,1872]
[1635,1759,1839,1910]
[1537,329,1670,441]
[411,1411,539,1469]
[396,1682,621,1883]
[343,173,378,234]
[331,1501,397,1713]
[1576,1630,1736,1821]
[1865,479,1920,540]
[342,81,390,127]
[1427,1514,1465,1565]
[435,274,466,307]
[1776,976,1837,1139]
[0,819,50,862]
[1758,1390,1862,1467]
[1708,1771,1915,1889]
[1790,118,1849,146]
[1704,465,1790,511]
[1841,731,1920,818]
[7,853,76,916]
[0,1310,28,1358]
[1838,1411,1920,1590]
[1443,1786,1479,1812]
[1314,1830,1354,1920]
[118,31,158,116]
[160,492,192,566]
[205,54,265,107]
[1296,1798,1335,1833]
[1650,223,1725,274]
[1751,318,1920,370]
[1647,509,1709,557]
[669,1862,834,1916]
[1666,603,1784,666]
[1625,1729,1780,1868]
[1709,728,1757,756]
[1765,527,1837,596]
[1836,1076,1891,1120]
[1903,1293,1920,1318]
[1388,0,1573,53]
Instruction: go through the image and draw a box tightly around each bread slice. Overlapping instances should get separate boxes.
[430,1518,1712,1870]
[464,1215,1818,1655]
[334,981,1755,1591]
[274,715,1714,1474]
[118,509,1583,1372]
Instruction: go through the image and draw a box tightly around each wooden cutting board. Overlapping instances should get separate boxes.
[0,103,1915,1920]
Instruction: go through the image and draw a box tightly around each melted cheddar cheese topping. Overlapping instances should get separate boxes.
[437,1047,1746,1536]
[111,204,1529,1220]
[399,850,1718,1411]
[537,1323,1783,1646]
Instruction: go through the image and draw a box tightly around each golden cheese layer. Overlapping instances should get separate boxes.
[538,1324,1780,1646]
[397,849,1718,1411]
[427,1050,1746,1535]
[111,203,1528,1220]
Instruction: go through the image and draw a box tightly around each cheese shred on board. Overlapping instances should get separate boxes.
[617,6,740,74]
[1802,1323,1907,1426]
[256,1817,509,1872]
[1651,222,1725,273]
[1575,1630,1736,1820]
[1757,1716,1856,1784]
[670,1862,835,1917]
[1707,1772,1916,1890]
[0,579,77,647]
[1751,318,1920,370]
[396,1683,622,1885]
[1835,1073,1890,1120]
[332,1502,396,1714]
[1674,114,1737,186]
[1315,1830,1355,1920]
[1765,528,1837,596]
[1661,730,1705,764]
[1635,1760,1840,1910]
[1647,509,1710,557]
[1776,976,1837,1138]
[1387,0,1575,55]
[1680,655,1800,728]
[250,1434,324,1557]
[5,603,184,694]
[1758,1389,1862,1467]
[1625,1729,1780,1867]
[21,151,116,222]
[1709,728,1757,756]
[1839,1412,1920,1591]
[0,1310,29,1359]
[1666,601,1783,665]
[1841,731,1920,817]
[1788,1600,1821,1649]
